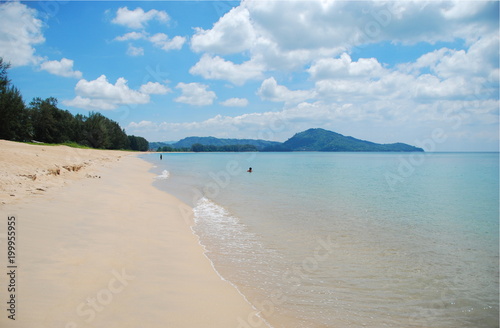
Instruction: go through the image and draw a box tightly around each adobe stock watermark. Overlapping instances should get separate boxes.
[65,268,135,328]
[236,234,338,328]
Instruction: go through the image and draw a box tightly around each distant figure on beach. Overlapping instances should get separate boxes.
[247,167,252,173]
[160,154,163,160]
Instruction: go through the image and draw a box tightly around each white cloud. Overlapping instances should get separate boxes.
[257,77,315,104]
[191,6,256,54]
[63,75,166,110]
[405,34,499,81]
[149,33,186,51]
[190,0,498,74]
[112,7,169,29]
[220,98,249,107]
[126,101,385,142]
[123,1,497,150]
[128,120,157,129]
[63,96,118,111]
[189,54,263,85]
[440,1,491,20]
[411,75,479,101]
[435,34,499,79]
[139,81,170,95]
[174,82,216,106]
[127,94,499,150]
[114,31,185,54]
[75,75,148,103]
[40,58,82,78]
[308,53,385,81]
[126,44,144,57]
[312,68,482,104]
[0,2,44,67]
[114,31,147,41]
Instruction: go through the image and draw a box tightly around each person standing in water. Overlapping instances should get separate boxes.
[247,167,252,173]
[160,154,163,160]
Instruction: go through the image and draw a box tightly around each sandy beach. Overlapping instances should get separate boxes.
[0,140,266,328]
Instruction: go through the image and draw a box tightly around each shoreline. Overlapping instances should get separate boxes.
[147,155,274,328]
[0,140,267,327]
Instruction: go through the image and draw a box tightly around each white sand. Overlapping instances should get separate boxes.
[0,140,266,328]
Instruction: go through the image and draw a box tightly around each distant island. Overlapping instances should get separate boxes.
[154,128,424,152]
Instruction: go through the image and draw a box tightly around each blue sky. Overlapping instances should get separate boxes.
[1,1,498,150]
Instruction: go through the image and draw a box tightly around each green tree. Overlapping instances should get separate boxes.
[83,112,111,149]
[0,56,148,150]
[0,58,29,141]
[158,146,173,152]
[191,143,204,152]
[128,135,149,151]
[105,119,129,150]
[0,57,9,90]
[29,97,74,143]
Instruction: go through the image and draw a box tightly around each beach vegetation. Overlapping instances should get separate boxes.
[157,146,190,152]
[0,58,30,141]
[128,135,149,151]
[171,136,280,150]
[0,57,149,151]
[25,141,93,149]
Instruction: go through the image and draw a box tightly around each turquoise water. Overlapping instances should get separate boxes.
[143,152,499,328]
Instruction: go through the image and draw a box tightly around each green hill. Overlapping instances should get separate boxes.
[171,136,281,150]
[153,129,423,152]
[280,128,423,152]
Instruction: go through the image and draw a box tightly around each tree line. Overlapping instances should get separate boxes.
[157,143,258,152]
[0,58,149,151]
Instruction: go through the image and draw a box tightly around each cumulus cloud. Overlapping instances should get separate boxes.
[403,34,499,82]
[114,31,147,41]
[191,6,256,54]
[247,0,496,48]
[258,77,315,104]
[149,33,186,51]
[40,58,82,78]
[312,67,482,104]
[64,75,169,110]
[126,44,144,56]
[112,7,169,29]
[127,93,499,151]
[433,34,498,80]
[128,120,157,129]
[220,98,249,107]
[126,100,394,142]
[308,53,385,81]
[139,81,171,95]
[0,2,44,67]
[124,1,497,150]
[174,82,216,106]
[114,31,185,54]
[189,54,263,85]
[189,0,498,74]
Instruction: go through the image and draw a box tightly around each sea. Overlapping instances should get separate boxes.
[141,152,499,328]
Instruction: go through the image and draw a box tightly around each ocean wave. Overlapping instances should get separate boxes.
[193,197,252,244]
[192,197,275,328]
[155,170,170,180]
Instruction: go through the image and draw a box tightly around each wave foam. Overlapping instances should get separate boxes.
[155,170,170,180]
